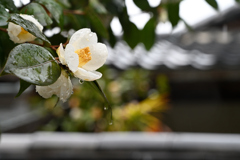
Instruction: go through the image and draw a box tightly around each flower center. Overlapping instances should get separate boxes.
[74,47,92,67]
[20,27,28,34]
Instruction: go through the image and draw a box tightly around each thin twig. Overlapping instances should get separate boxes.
[64,10,85,15]
[0,28,7,32]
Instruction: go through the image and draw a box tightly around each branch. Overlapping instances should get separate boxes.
[64,10,85,15]
[0,28,7,32]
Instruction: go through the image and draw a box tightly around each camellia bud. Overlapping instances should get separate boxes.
[7,14,43,43]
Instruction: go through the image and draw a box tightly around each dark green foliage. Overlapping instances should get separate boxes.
[205,0,219,10]
[20,3,53,26]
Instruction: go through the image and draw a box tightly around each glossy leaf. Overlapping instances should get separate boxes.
[1,43,61,86]
[20,3,53,26]
[141,17,156,51]
[133,0,151,11]
[36,0,64,28]
[16,79,31,97]
[0,0,18,12]
[167,1,180,28]
[0,4,10,26]
[8,14,51,45]
[205,0,219,10]
[85,7,109,39]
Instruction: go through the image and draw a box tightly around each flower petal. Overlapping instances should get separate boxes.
[65,44,79,72]
[74,68,102,81]
[69,28,97,50]
[56,43,67,65]
[36,86,54,99]
[82,43,108,71]
[7,22,22,43]
[36,69,73,102]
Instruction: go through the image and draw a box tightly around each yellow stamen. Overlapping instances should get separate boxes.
[20,27,28,34]
[75,47,92,67]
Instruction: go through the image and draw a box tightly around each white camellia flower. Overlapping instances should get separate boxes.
[57,28,108,81]
[7,14,43,43]
[36,70,73,103]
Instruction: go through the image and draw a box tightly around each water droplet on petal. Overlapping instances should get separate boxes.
[79,79,84,84]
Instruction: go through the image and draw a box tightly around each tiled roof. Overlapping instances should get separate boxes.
[106,31,240,70]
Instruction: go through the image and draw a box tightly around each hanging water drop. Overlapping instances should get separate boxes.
[109,121,113,125]
[104,106,108,110]
[79,79,84,84]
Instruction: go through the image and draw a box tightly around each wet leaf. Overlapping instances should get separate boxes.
[36,0,64,28]
[0,4,10,26]
[20,2,53,26]
[1,43,61,86]
[0,0,18,13]
[8,13,51,45]
[16,79,31,97]
[205,0,219,11]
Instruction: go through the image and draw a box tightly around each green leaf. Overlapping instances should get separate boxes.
[0,0,18,13]
[0,31,15,68]
[236,0,240,3]
[205,0,219,10]
[20,3,53,26]
[108,26,117,48]
[36,0,64,28]
[85,7,109,39]
[1,43,61,86]
[133,0,151,11]
[0,4,10,26]
[119,7,140,49]
[141,17,156,50]
[123,22,140,49]
[87,80,112,120]
[90,0,107,14]
[55,0,71,8]
[16,79,31,97]
[8,13,51,45]
[167,1,180,28]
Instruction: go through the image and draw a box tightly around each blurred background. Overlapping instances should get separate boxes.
[1,0,240,159]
